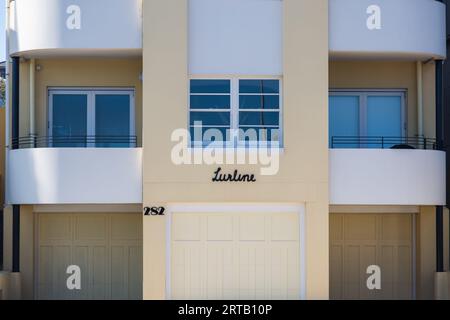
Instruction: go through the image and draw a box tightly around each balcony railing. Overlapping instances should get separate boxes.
[11,136,138,149]
[330,136,440,150]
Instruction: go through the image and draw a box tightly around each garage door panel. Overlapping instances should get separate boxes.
[72,246,89,299]
[111,214,142,241]
[330,245,343,299]
[171,211,302,300]
[207,215,233,241]
[172,214,201,241]
[344,215,377,241]
[74,215,107,241]
[330,214,344,241]
[39,214,72,242]
[381,215,412,241]
[128,245,143,300]
[271,214,299,241]
[37,246,53,299]
[53,246,72,299]
[92,246,108,300]
[37,213,142,300]
[240,215,265,241]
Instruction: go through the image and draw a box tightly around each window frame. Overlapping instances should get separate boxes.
[329,89,407,148]
[48,88,135,148]
[188,76,283,148]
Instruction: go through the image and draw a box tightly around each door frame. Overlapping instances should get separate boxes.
[165,203,306,300]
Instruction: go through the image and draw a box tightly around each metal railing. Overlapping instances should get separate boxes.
[330,136,440,150]
[11,135,138,149]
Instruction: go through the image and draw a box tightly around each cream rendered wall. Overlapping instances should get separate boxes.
[19,58,143,146]
[143,0,329,299]
[329,61,437,138]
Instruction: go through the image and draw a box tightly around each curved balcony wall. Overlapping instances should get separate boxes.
[329,0,446,60]
[7,148,143,204]
[330,149,446,206]
[9,0,142,57]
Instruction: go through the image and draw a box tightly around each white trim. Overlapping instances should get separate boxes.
[165,203,306,300]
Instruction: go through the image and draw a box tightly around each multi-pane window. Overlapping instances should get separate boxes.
[189,80,231,143]
[189,78,282,147]
[329,91,405,148]
[238,80,280,143]
[49,89,135,148]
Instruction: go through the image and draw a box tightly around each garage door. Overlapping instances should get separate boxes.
[170,210,302,300]
[330,213,414,300]
[37,213,142,300]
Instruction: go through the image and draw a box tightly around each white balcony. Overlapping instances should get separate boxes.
[9,0,142,57]
[330,149,446,206]
[7,148,143,204]
[329,0,446,60]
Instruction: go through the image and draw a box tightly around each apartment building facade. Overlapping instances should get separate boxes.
[1,0,448,300]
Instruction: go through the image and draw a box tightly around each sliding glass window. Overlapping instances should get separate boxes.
[49,89,135,148]
[329,91,405,149]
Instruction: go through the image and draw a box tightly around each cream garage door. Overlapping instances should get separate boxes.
[330,213,414,300]
[37,213,142,300]
[170,211,302,300]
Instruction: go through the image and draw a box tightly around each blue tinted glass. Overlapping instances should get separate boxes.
[190,80,230,93]
[329,96,360,148]
[190,112,230,126]
[95,94,131,147]
[239,127,280,142]
[367,96,402,148]
[239,80,279,94]
[239,112,279,126]
[52,94,87,147]
[190,127,229,143]
[190,95,230,109]
[239,95,279,109]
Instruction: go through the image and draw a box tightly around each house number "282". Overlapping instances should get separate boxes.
[143,206,166,216]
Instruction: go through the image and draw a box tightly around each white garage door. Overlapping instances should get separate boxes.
[37,213,142,300]
[170,208,304,300]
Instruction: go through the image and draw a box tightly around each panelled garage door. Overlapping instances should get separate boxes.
[37,213,142,300]
[330,213,414,300]
[170,210,302,300]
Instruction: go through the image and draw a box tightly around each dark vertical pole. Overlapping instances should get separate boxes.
[11,57,21,273]
[12,205,20,273]
[436,59,445,273]
[0,210,3,270]
[11,57,20,150]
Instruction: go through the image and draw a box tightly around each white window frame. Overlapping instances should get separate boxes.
[329,89,407,147]
[189,76,283,148]
[48,88,135,147]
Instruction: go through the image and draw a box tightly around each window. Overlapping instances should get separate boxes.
[329,91,405,148]
[189,78,282,147]
[49,89,135,147]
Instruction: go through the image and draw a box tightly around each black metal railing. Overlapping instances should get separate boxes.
[11,135,138,149]
[330,136,440,150]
